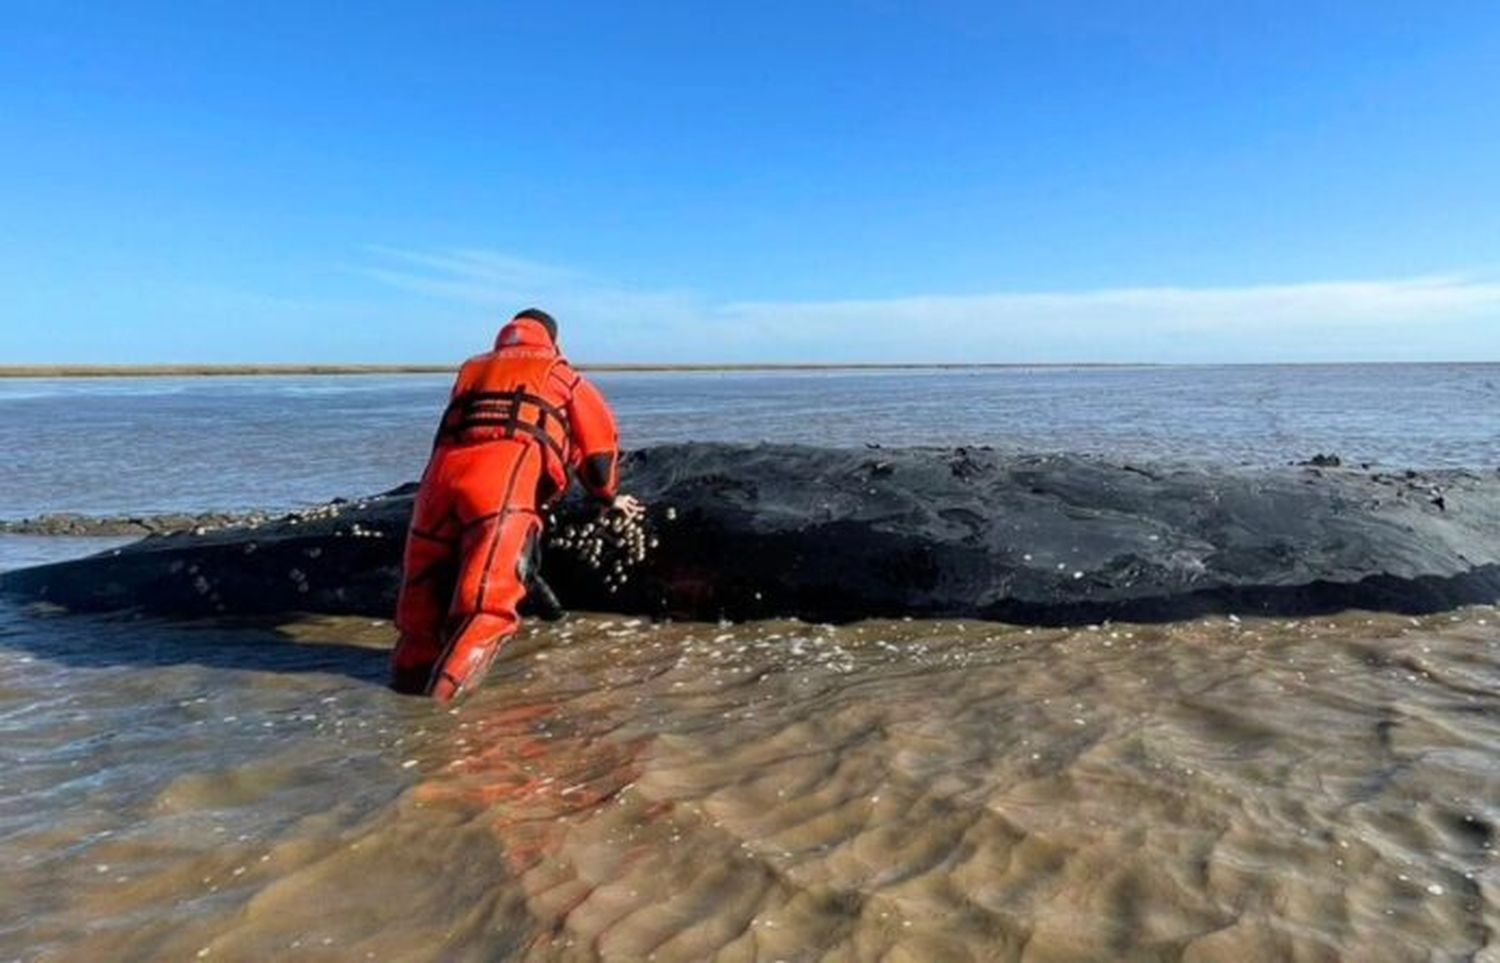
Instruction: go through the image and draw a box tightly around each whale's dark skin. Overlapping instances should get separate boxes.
[4,444,1500,625]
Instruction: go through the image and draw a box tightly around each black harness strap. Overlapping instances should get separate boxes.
[446,417,567,460]
[446,390,569,421]
[438,388,571,462]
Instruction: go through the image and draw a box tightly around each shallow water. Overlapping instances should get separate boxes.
[4,364,1498,518]
[0,536,137,572]
[3,605,1496,961]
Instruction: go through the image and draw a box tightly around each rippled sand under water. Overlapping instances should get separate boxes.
[1,606,1497,961]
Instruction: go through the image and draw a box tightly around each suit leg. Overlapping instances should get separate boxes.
[391,460,459,693]
[428,509,540,702]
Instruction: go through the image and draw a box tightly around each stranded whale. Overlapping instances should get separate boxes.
[4,443,1499,624]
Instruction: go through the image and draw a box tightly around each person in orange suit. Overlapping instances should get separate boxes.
[391,308,643,700]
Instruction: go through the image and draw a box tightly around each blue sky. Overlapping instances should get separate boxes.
[3,1,1499,363]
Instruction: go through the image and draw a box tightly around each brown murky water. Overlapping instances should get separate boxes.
[2,606,1497,961]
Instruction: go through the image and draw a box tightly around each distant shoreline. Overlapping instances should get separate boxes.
[0,361,1485,378]
[0,362,1159,378]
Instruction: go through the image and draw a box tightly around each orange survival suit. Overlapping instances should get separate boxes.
[391,316,620,700]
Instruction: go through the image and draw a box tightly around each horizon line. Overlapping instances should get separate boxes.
[1,360,1497,379]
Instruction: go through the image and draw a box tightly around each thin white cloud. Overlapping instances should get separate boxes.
[361,248,1500,362]
[361,246,707,346]
[364,246,585,300]
[720,275,1500,340]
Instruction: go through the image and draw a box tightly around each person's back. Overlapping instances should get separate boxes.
[391,308,641,700]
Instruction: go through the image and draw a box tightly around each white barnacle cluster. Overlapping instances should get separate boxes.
[181,562,226,611]
[338,521,385,539]
[549,508,666,595]
[276,502,349,531]
[296,503,343,522]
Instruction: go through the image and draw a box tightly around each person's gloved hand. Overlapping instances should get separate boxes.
[610,493,645,521]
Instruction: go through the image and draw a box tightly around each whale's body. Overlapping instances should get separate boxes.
[4,444,1499,624]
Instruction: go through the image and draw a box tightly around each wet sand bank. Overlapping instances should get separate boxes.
[3,605,1496,961]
